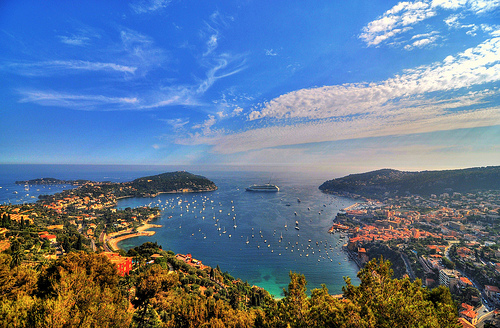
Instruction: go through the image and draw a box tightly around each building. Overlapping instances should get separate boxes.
[176,253,207,270]
[39,233,57,244]
[102,252,133,276]
[439,269,460,291]
[459,303,478,325]
[485,285,500,303]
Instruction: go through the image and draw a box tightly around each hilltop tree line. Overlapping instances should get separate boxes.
[0,243,461,328]
[319,166,500,199]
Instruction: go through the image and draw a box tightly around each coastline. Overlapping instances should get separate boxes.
[106,223,162,251]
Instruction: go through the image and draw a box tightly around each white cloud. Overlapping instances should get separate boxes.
[162,118,190,130]
[250,37,500,121]
[360,1,436,46]
[265,49,278,56]
[18,90,138,110]
[59,35,90,46]
[130,0,172,14]
[193,115,217,132]
[361,0,500,47]
[4,60,137,76]
[176,37,500,154]
[405,35,439,49]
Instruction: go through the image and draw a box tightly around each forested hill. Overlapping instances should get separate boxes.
[319,166,500,199]
[127,171,218,195]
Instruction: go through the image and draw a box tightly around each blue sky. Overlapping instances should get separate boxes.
[1,0,499,175]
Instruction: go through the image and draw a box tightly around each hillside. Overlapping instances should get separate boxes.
[128,171,218,196]
[319,166,500,199]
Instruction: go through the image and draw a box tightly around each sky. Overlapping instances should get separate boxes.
[1,0,499,175]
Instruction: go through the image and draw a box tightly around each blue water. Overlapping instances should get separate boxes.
[0,165,360,297]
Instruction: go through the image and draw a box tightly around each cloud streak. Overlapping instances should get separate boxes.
[18,90,138,110]
[177,36,500,154]
[130,0,172,14]
[4,60,137,76]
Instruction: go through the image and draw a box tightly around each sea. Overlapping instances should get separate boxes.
[0,164,360,297]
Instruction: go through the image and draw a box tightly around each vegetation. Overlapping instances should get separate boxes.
[15,178,91,185]
[319,166,500,199]
[0,249,461,327]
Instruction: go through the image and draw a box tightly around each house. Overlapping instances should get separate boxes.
[485,285,500,301]
[102,252,133,276]
[39,234,57,244]
[459,303,478,325]
[459,277,473,288]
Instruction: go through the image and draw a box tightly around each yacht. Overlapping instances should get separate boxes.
[245,184,279,192]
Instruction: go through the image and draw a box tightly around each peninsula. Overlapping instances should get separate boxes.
[319,166,500,200]
[4,171,217,254]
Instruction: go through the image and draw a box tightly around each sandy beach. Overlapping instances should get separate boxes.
[106,223,162,251]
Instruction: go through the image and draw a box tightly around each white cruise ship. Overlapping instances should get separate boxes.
[245,184,280,192]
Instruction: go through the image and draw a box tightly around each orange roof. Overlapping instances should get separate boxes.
[460,309,477,319]
[460,277,473,286]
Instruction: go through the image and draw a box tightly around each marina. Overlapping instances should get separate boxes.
[115,171,360,297]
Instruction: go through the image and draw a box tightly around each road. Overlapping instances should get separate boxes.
[400,252,416,280]
[444,244,494,312]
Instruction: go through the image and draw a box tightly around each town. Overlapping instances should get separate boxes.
[334,190,500,327]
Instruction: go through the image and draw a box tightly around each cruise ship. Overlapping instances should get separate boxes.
[245,184,280,192]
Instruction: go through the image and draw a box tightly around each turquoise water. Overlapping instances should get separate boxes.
[0,165,360,297]
[117,171,360,297]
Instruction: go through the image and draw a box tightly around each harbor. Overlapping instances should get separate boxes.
[115,171,361,297]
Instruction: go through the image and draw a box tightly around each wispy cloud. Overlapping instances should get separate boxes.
[4,60,137,76]
[59,35,90,46]
[130,0,172,14]
[119,29,167,71]
[196,54,247,94]
[18,90,138,110]
[265,49,278,56]
[57,27,101,46]
[176,36,500,154]
[161,118,190,130]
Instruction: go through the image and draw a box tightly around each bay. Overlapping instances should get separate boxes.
[0,165,361,297]
[117,170,361,297]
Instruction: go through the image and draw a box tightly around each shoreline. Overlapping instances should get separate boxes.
[106,223,162,251]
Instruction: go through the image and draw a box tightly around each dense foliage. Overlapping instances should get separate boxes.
[319,166,500,198]
[129,171,218,196]
[0,248,461,328]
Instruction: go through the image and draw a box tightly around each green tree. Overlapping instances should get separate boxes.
[342,257,460,328]
[33,252,132,327]
[276,272,309,328]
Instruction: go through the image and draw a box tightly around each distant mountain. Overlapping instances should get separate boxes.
[319,166,500,199]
